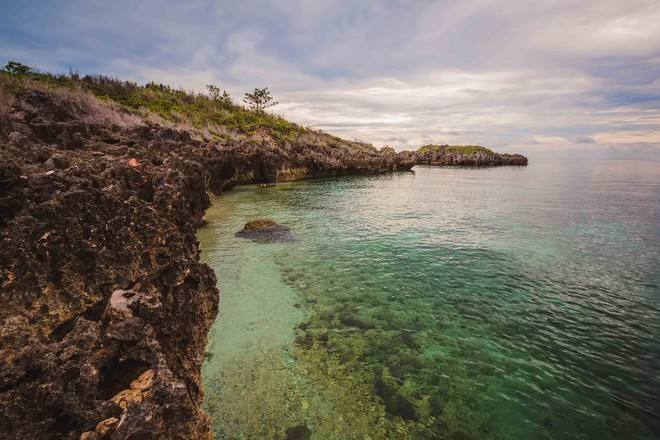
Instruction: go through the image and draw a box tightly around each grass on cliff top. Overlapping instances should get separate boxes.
[418,144,494,155]
[0,66,318,143]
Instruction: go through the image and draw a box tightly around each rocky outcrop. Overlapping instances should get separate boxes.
[0,80,414,439]
[414,144,527,166]
[235,219,295,243]
[0,94,218,439]
[206,134,415,192]
[242,219,279,231]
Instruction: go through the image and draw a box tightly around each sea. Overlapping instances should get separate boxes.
[198,159,660,440]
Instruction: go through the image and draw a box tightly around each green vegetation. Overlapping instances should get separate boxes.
[1,61,302,140]
[243,87,278,112]
[3,61,33,75]
[205,84,232,106]
[418,144,494,155]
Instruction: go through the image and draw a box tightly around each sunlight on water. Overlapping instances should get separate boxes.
[199,160,660,439]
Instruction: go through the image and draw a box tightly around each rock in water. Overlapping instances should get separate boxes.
[235,218,295,242]
[285,424,312,440]
[243,218,278,230]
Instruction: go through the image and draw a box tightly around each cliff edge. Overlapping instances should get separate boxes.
[0,72,413,439]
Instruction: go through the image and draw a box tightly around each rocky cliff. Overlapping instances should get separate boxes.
[0,75,414,439]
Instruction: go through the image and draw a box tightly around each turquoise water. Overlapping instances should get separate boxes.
[199,160,660,439]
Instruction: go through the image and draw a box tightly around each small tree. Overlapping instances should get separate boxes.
[243,87,278,112]
[206,84,232,106]
[3,61,33,75]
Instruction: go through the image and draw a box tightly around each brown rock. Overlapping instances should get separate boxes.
[95,417,119,435]
[111,388,145,410]
[243,218,278,231]
[130,369,155,390]
[236,219,295,243]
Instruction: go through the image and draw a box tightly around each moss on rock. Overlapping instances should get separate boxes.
[242,218,278,231]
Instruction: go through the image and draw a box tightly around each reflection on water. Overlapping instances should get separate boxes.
[199,160,660,439]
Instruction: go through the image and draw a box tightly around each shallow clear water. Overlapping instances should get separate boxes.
[199,160,660,439]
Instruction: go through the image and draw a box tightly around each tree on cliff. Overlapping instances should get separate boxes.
[206,84,232,106]
[3,61,33,75]
[243,87,278,112]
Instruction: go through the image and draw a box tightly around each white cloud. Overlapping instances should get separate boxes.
[2,0,659,157]
[592,131,660,144]
[527,1,660,56]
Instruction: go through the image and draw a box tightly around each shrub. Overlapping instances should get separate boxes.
[206,84,232,106]
[1,65,305,139]
[243,87,278,112]
[3,61,33,75]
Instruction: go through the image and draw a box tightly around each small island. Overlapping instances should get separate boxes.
[415,144,528,166]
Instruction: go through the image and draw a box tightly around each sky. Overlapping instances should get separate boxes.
[2,0,660,158]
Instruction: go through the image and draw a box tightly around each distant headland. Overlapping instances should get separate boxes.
[414,144,528,166]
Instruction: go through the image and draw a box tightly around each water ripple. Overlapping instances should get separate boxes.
[201,160,660,439]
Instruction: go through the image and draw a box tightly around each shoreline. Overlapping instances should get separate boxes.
[197,200,307,437]
[0,75,527,439]
[0,81,414,439]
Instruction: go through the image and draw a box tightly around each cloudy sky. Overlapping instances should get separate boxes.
[2,0,660,158]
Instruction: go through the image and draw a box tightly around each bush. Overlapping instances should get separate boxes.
[206,84,232,106]
[3,61,33,75]
[243,87,278,112]
[1,65,304,139]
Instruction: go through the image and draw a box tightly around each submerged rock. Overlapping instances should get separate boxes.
[235,218,295,242]
[285,424,312,440]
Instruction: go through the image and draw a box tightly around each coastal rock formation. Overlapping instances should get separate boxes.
[235,219,295,243]
[0,75,414,439]
[0,95,218,438]
[242,218,279,230]
[414,144,527,166]
[206,135,415,192]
